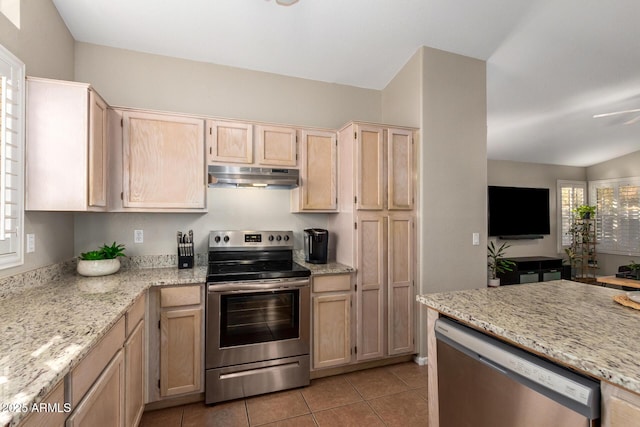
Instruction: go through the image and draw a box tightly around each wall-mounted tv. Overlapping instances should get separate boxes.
[488,186,550,239]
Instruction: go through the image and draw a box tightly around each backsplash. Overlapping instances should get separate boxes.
[0,254,209,299]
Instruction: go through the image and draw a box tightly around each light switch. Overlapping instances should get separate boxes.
[472,232,480,246]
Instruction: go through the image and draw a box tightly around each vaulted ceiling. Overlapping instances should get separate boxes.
[52,0,640,167]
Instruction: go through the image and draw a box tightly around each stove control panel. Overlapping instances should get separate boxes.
[209,230,294,250]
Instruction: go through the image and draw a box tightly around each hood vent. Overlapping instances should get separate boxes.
[208,165,299,189]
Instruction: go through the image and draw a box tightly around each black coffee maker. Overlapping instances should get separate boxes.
[304,228,329,264]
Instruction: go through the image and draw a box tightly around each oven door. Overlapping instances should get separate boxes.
[206,278,310,368]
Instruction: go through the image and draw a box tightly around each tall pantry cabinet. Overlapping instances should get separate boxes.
[329,122,417,361]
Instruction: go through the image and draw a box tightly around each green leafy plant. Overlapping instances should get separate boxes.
[574,205,596,219]
[80,242,126,260]
[487,241,516,279]
[628,260,640,271]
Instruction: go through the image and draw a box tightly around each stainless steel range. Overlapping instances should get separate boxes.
[205,230,311,404]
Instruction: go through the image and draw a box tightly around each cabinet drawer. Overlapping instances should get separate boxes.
[69,317,125,407]
[20,380,66,427]
[313,274,351,293]
[126,293,146,336]
[160,285,201,307]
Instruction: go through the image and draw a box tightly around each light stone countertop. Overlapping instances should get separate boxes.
[0,256,353,427]
[417,280,640,395]
[0,265,206,427]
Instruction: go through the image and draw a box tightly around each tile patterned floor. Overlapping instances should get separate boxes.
[140,362,428,426]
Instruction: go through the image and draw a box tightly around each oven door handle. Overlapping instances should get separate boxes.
[208,278,310,293]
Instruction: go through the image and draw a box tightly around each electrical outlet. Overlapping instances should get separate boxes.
[134,229,144,244]
[26,234,35,253]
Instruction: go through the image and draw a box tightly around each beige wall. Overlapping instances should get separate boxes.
[74,43,381,130]
[0,0,75,277]
[586,150,640,274]
[488,159,586,258]
[381,50,422,128]
[420,46,487,295]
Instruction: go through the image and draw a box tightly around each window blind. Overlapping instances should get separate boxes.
[0,44,24,267]
[590,178,640,256]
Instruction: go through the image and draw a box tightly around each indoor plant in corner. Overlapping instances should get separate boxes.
[487,241,516,287]
[77,242,126,277]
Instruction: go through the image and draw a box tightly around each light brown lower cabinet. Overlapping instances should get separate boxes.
[124,321,145,427]
[312,274,353,370]
[601,381,640,427]
[148,285,204,402]
[66,350,125,427]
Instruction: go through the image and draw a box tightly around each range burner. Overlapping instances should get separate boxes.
[206,230,310,283]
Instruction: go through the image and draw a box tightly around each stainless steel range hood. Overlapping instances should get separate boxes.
[208,165,299,189]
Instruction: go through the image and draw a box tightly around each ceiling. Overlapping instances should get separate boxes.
[51,0,640,167]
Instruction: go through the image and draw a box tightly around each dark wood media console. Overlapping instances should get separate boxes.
[498,256,570,285]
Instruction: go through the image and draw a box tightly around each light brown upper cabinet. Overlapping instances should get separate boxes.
[207,120,253,164]
[350,123,415,211]
[114,110,206,211]
[255,125,297,166]
[355,124,385,210]
[26,77,108,211]
[387,128,414,210]
[291,129,337,212]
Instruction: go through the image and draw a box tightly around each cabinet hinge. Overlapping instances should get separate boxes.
[354,196,357,204]
[355,284,357,292]
[158,379,161,389]
[354,222,357,230]
[120,118,123,127]
[354,132,357,140]
[158,320,161,329]
[296,153,298,160]
[209,127,212,135]
[120,192,123,201]
[355,346,357,355]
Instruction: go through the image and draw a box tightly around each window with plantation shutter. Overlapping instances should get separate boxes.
[557,180,586,251]
[0,44,24,269]
[590,178,640,256]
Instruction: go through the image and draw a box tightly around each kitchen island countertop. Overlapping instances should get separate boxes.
[417,280,640,395]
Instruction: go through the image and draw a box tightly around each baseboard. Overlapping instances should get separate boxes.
[413,355,427,366]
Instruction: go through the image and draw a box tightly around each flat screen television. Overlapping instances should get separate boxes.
[488,186,550,238]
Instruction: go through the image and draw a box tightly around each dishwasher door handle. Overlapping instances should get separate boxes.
[478,356,508,375]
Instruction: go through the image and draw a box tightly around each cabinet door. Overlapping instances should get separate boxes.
[124,320,144,427]
[297,130,337,211]
[387,128,414,210]
[26,78,108,211]
[88,90,108,208]
[602,382,640,427]
[160,307,203,397]
[207,120,253,164]
[122,111,205,209]
[313,293,351,369]
[356,214,385,361]
[66,350,125,427]
[387,214,415,355]
[355,125,384,210]
[256,125,297,166]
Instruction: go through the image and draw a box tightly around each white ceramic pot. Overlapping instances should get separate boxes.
[77,258,121,277]
[488,278,501,287]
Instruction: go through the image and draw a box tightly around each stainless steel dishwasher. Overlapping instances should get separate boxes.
[435,318,600,427]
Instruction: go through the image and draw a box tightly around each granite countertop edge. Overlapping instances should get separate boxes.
[417,280,640,396]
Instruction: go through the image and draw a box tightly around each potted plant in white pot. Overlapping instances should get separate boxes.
[77,242,126,277]
[487,241,515,287]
